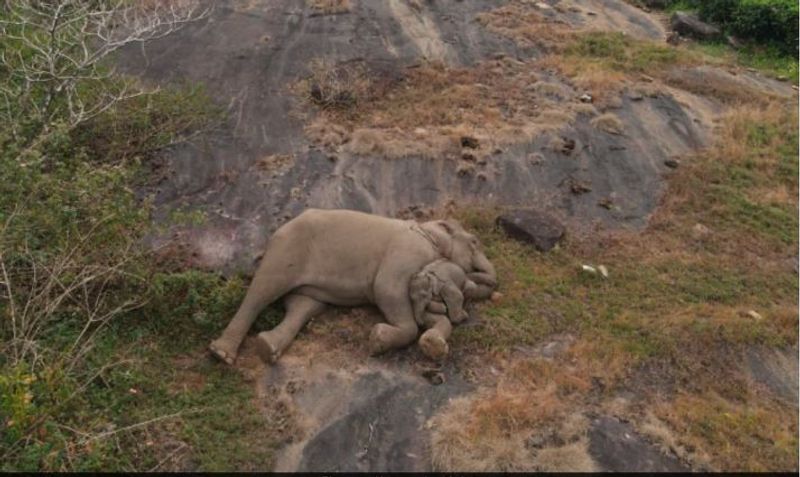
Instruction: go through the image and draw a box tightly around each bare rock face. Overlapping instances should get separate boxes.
[588,416,689,472]
[670,11,722,41]
[496,209,565,252]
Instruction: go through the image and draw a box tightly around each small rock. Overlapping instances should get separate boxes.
[598,265,609,279]
[628,91,644,101]
[670,11,721,41]
[310,83,323,102]
[490,291,504,303]
[742,310,764,321]
[664,158,680,169]
[579,93,593,103]
[414,127,428,136]
[528,152,545,165]
[569,179,592,194]
[582,265,597,274]
[456,163,474,177]
[461,151,477,162]
[496,209,566,252]
[534,2,552,10]
[598,197,614,210]
[777,75,789,82]
[586,11,597,16]
[691,223,711,239]
[461,135,480,149]
[561,138,576,155]
[492,147,503,155]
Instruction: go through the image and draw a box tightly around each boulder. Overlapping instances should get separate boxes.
[496,209,565,252]
[670,11,721,41]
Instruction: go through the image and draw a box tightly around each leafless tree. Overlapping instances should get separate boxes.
[0,0,212,150]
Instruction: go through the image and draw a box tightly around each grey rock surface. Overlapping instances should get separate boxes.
[670,11,722,41]
[588,416,689,472]
[118,0,715,273]
[496,209,566,252]
[265,356,469,472]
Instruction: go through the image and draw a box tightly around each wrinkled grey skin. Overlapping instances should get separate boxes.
[208,209,497,365]
[409,259,477,326]
[409,259,478,360]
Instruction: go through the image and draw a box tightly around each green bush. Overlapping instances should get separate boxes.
[688,0,798,55]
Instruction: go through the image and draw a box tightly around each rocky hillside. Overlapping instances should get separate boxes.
[121,0,789,273]
[109,0,797,472]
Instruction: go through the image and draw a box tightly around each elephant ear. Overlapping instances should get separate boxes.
[436,220,455,235]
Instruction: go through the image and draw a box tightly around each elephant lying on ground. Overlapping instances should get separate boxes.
[409,259,477,360]
[209,208,497,365]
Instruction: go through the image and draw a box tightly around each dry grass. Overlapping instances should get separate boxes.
[653,392,798,471]
[308,0,350,15]
[590,112,624,135]
[440,99,798,472]
[298,59,593,159]
[255,153,294,172]
[476,3,574,52]
[663,68,787,106]
[430,356,596,471]
[531,440,597,472]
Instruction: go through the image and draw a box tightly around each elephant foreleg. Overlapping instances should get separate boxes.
[418,312,452,360]
[255,294,327,364]
[439,282,467,324]
[426,298,447,315]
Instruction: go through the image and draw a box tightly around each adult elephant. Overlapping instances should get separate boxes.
[209,209,497,365]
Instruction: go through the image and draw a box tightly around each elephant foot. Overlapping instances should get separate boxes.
[419,330,449,361]
[369,323,394,356]
[451,310,469,325]
[254,331,282,364]
[209,338,238,365]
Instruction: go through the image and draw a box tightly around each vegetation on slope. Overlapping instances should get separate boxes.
[434,100,798,472]
[0,2,285,471]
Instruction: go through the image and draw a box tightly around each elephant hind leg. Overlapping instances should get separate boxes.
[255,294,327,364]
[370,280,419,356]
[419,313,452,360]
[210,229,307,364]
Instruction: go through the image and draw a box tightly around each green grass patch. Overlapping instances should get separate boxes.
[565,31,686,73]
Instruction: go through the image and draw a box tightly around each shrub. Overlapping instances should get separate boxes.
[687,0,798,55]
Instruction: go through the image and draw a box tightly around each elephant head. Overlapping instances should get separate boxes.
[420,219,497,299]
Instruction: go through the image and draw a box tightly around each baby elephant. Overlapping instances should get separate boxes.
[409,259,478,360]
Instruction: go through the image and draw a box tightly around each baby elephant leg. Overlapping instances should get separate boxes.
[439,282,468,324]
[426,298,447,315]
[418,312,453,361]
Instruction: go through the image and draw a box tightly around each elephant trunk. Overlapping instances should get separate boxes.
[465,251,497,301]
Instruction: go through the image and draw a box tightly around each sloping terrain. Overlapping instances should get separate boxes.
[117,0,789,273]
[115,0,797,472]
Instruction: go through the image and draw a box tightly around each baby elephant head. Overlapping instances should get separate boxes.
[421,219,497,288]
